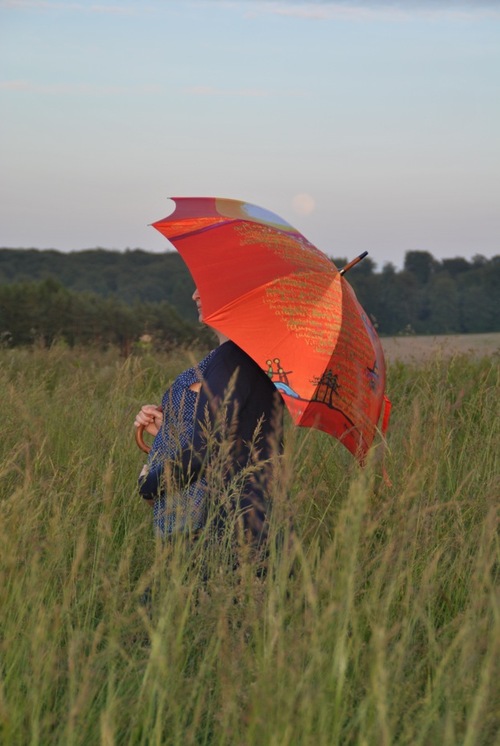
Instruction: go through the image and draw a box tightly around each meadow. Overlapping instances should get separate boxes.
[0,338,498,745]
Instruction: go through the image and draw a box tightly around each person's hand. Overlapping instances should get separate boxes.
[134,405,163,438]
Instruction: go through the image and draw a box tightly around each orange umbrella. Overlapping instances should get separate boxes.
[152,198,390,462]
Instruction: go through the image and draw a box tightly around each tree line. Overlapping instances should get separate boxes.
[0,277,211,354]
[0,248,498,349]
[0,248,198,320]
[337,251,499,335]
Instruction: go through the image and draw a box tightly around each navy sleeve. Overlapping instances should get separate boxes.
[138,344,252,499]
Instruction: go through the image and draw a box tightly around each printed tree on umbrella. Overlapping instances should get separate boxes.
[311,369,340,409]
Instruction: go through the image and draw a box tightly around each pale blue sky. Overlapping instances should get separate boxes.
[1,0,499,268]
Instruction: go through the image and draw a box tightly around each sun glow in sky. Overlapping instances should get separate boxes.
[1,0,499,268]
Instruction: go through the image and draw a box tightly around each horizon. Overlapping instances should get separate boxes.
[1,243,497,275]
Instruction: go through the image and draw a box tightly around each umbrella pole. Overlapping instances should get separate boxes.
[339,251,369,275]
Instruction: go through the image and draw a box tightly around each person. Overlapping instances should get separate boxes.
[134,288,284,548]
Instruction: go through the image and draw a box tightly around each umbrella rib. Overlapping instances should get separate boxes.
[167,219,239,242]
[168,218,307,244]
[203,269,338,321]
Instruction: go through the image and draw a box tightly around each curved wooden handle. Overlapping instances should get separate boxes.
[135,406,163,454]
[135,424,151,454]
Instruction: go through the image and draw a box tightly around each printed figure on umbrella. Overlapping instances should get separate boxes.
[265,357,300,399]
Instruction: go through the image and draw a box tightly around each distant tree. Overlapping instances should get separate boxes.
[0,279,201,350]
[347,268,378,327]
[0,248,197,320]
[0,278,73,345]
[459,284,493,333]
[404,251,437,285]
[382,262,396,276]
[374,269,420,335]
[471,254,488,268]
[439,257,471,276]
[458,256,500,332]
[425,274,460,334]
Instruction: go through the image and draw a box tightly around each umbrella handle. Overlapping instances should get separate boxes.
[135,424,151,454]
[135,406,163,454]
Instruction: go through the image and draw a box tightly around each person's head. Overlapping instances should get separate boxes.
[192,287,203,323]
[192,287,229,345]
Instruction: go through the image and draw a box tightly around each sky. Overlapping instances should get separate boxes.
[1,0,499,269]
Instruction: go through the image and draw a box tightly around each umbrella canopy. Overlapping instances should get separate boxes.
[152,197,388,461]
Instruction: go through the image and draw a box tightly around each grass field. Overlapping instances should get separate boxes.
[0,338,499,745]
[382,332,500,364]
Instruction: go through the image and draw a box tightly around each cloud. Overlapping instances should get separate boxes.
[0,80,299,99]
[1,1,138,14]
[231,0,500,21]
[184,85,270,97]
[5,0,499,20]
[0,80,162,94]
[0,80,30,90]
[256,3,394,21]
[278,0,500,5]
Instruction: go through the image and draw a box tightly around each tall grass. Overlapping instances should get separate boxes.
[0,345,498,745]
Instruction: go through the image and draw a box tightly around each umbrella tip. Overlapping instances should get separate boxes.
[339,251,369,275]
